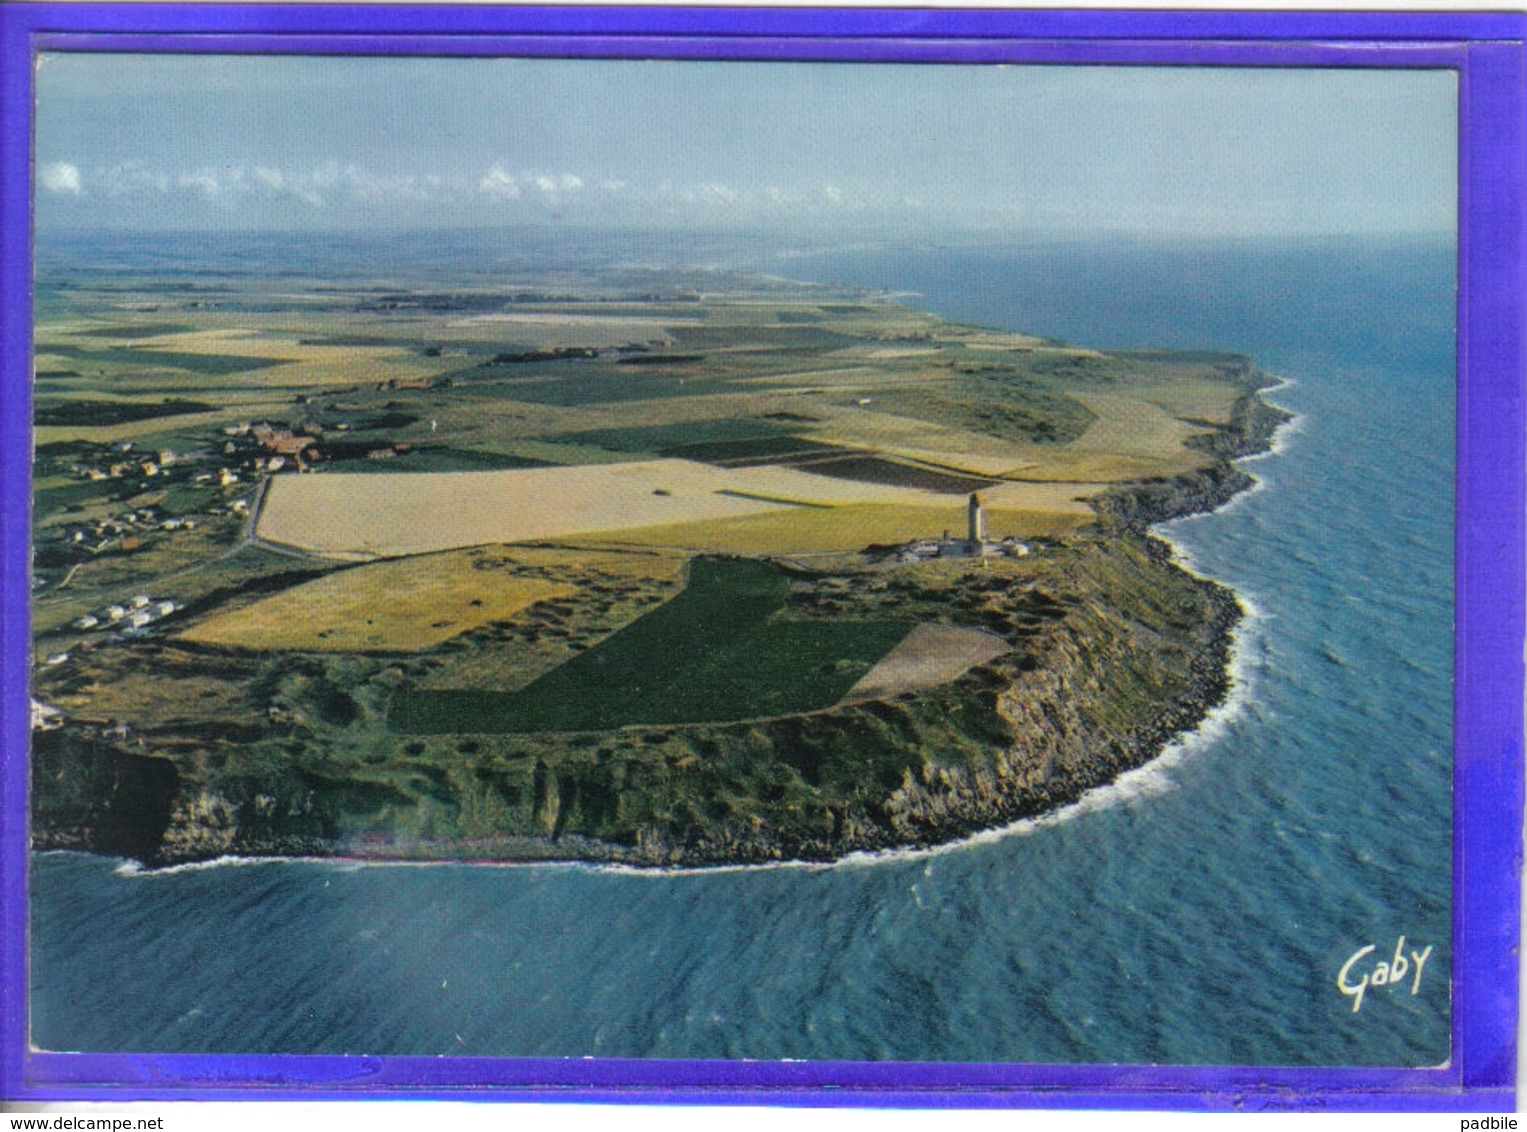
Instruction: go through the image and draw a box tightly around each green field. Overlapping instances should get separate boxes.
[35,346,294,375]
[545,418,796,453]
[667,324,859,350]
[457,366,746,406]
[35,398,216,427]
[853,372,1097,446]
[391,557,912,733]
[71,323,195,339]
[662,435,847,464]
[321,448,554,474]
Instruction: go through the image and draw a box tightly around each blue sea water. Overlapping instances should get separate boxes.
[29,234,1455,1066]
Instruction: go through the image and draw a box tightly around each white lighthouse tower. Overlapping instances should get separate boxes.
[967,492,986,550]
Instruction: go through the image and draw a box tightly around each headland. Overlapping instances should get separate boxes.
[29,263,1289,867]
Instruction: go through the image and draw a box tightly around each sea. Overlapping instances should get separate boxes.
[28,232,1455,1067]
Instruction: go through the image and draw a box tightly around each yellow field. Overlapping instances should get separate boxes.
[40,668,256,725]
[489,544,689,580]
[1071,391,1208,457]
[979,391,1220,483]
[1132,377,1244,426]
[876,447,1038,477]
[808,402,1041,473]
[798,370,1241,485]
[257,458,1102,558]
[40,327,452,390]
[447,312,698,348]
[179,549,578,652]
[717,464,1101,512]
[581,501,1094,555]
[257,460,792,557]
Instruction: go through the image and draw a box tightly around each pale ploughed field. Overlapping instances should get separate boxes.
[842,623,1012,703]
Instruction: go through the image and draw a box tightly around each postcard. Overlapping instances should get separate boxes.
[2,5,1521,1112]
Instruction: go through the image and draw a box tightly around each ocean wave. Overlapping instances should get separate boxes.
[1258,377,1304,458]
[118,852,612,877]
[821,670,1256,870]
[1242,414,1305,464]
[1266,411,1306,458]
[114,854,291,878]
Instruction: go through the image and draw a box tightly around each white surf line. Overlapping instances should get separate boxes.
[618,591,1272,877]
[1161,374,1302,536]
[112,851,602,878]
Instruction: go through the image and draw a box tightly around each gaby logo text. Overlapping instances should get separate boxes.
[1337,935,1433,1013]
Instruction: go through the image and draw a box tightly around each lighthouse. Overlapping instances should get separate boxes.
[967,492,985,549]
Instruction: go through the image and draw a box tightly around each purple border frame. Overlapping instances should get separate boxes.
[0,5,1521,1112]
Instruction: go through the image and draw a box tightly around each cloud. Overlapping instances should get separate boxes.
[479,168,591,208]
[310,162,341,191]
[177,171,221,198]
[642,178,872,217]
[39,162,82,194]
[479,166,520,199]
[40,154,894,230]
[343,164,433,203]
[101,161,170,196]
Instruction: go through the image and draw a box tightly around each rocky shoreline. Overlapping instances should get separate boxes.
[1095,385,1293,531]
[597,555,1243,868]
[31,380,1289,871]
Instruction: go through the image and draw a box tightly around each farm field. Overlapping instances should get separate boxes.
[255,460,791,556]
[391,557,914,733]
[178,549,577,653]
[256,457,1104,557]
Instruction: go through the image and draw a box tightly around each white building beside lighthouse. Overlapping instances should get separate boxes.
[895,489,1031,563]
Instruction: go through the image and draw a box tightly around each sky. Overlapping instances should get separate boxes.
[34,54,1458,238]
